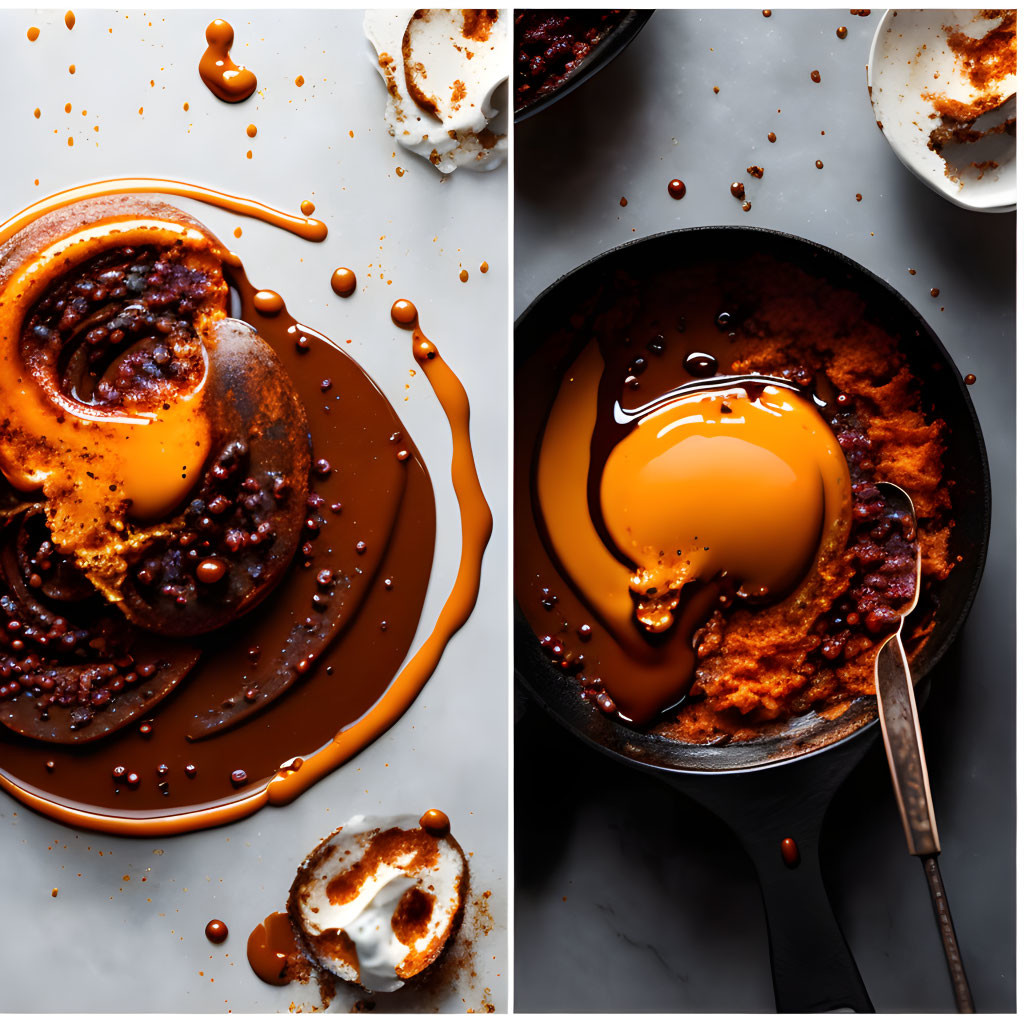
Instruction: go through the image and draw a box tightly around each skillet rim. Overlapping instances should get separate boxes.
[513,9,655,124]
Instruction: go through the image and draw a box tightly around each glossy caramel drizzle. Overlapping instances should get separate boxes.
[265,301,492,805]
[199,20,258,103]
[0,178,327,245]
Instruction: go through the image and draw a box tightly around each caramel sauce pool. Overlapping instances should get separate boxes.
[0,185,492,835]
[247,912,298,985]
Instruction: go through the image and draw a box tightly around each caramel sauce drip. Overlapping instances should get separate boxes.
[247,912,299,986]
[0,178,326,244]
[198,20,258,103]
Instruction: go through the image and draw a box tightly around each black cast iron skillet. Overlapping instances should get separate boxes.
[514,10,654,123]
[514,226,991,1012]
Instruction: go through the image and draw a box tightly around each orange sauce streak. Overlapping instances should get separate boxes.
[0,178,327,245]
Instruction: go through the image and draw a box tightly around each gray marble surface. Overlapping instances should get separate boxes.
[514,8,1015,1013]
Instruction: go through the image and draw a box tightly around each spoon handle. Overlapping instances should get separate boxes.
[921,854,975,1013]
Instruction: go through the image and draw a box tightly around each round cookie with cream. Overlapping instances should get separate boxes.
[287,811,467,993]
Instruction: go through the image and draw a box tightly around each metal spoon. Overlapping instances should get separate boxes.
[875,482,974,1013]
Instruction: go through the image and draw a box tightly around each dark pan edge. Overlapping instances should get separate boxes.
[514,225,992,778]
[513,10,655,124]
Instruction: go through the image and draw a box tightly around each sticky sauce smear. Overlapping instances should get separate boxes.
[247,912,299,986]
[199,19,258,103]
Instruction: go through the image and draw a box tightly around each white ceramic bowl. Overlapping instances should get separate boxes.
[868,9,1016,212]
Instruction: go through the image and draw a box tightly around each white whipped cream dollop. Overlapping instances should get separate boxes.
[288,813,467,993]
[363,9,508,173]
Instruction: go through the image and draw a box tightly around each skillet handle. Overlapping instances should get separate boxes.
[741,806,873,1012]
[666,733,875,1013]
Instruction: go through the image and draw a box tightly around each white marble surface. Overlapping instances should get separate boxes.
[515,8,1014,1013]
[0,8,507,1013]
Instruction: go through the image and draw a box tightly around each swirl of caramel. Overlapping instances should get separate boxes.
[0,197,310,741]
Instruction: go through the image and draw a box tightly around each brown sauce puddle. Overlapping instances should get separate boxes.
[0,184,491,835]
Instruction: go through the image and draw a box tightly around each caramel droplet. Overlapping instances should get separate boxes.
[730,181,746,199]
[246,123,257,138]
[837,25,848,38]
[419,808,451,836]
[205,919,229,943]
[391,299,418,327]
[668,179,686,199]
[768,132,777,142]
[299,199,315,216]
[253,289,284,315]
[964,373,976,385]
[815,160,824,169]
[331,267,356,298]
[65,10,75,30]
[196,557,228,584]
[479,260,489,273]
[199,20,258,103]
[810,69,821,83]
[27,26,40,41]
[459,269,469,283]
[294,75,304,87]
[930,287,940,297]
[619,196,628,207]
[781,837,800,867]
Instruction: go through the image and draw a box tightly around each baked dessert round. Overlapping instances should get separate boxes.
[287,811,468,993]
